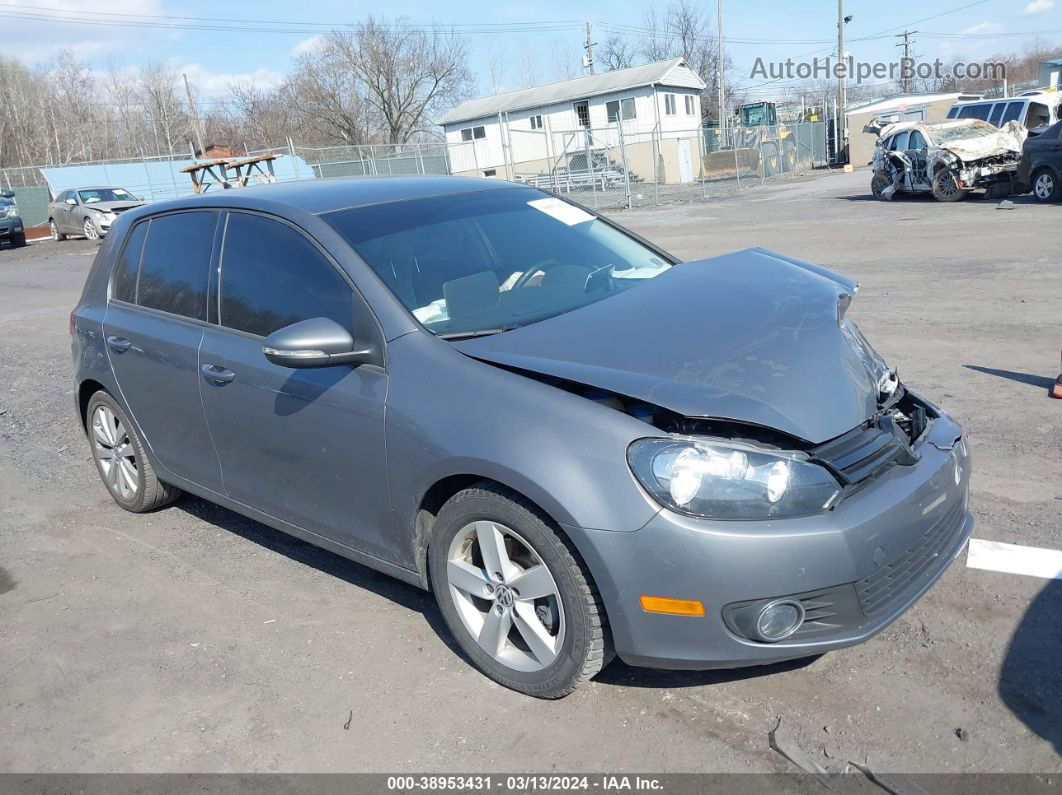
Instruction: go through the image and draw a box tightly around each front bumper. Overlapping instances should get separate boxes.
[0,218,24,238]
[566,405,972,670]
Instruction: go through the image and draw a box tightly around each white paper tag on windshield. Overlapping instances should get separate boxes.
[527,197,594,226]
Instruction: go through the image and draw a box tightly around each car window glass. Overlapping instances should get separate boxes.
[908,131,926,151]
[137,212,216,320]
[112,221,148,303]
[988,103,1006,126]
[219,213,353,338]
[1025,102,1050,128]
[889,131,909,151]
[1001,102,1024,123]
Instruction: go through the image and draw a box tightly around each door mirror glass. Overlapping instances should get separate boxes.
[262,317,371,369]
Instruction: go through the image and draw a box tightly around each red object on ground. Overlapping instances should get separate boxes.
[1051,376,1062,399]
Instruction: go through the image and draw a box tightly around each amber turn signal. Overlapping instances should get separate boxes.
[639,595,705,616]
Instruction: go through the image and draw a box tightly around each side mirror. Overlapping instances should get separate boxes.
[0,190,13,199]
[66,198,77,205]
[262,317,374,369]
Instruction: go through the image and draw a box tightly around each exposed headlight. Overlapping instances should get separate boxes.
[628,438,842,520]
[2,205,17,219]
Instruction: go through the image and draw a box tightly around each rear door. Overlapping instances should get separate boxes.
[198,211,396,561]
[103,210,224,492]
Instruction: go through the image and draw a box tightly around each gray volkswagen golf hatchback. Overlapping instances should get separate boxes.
[72,177,973,698]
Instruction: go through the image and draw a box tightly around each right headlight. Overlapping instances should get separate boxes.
[628,438,842,520]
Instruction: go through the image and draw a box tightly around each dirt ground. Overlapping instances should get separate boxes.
[0,170,1058,774]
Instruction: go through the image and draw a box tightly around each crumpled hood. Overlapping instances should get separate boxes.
[453,248,886,445]
[940,120,1026,161]
[84,201,144,213]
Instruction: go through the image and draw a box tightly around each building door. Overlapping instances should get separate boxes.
[678,139,694,182]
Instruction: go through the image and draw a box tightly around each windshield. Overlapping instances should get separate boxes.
[323,188,673,338]
[78,188,136,203]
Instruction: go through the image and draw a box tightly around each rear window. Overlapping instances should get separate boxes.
[136,211,218,320]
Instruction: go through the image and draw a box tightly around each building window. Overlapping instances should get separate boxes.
[460,125,486,141]
[664,93,677,116]
[482,169,497,177]
[573,100,590,128]
[606,98,637,123]
[530,115,543,130]
[684,95,695,115]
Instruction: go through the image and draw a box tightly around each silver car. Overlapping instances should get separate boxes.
[48,186,144,241]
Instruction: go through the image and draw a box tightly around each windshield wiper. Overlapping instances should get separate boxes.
[437,326,516,341]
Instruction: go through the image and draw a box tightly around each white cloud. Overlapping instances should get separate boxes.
[290,34,325,58]
[3,0,167,63]
[178,63,286,99]
[959,21,1005,35]
[1021,0,1054,14]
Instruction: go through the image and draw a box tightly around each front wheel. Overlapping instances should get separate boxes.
[870,173,891,199]
[1032,168,1060,203]
[11,232,26,247]
[85,391,182,512]
[83,218,100,241]
[429,484,612,698]
[931,169,967,202]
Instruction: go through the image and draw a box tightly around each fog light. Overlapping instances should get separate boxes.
[755,600,805,641]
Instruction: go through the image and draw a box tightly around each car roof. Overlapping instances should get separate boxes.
[134,176,523,217]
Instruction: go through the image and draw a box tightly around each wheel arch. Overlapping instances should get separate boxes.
[77,378,108,429]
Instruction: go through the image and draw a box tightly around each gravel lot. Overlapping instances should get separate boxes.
[0,170,1059,774]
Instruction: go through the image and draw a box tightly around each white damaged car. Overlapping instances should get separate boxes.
[868,119,1027,202]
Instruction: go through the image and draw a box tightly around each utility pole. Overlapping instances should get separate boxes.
[895,30,917,93]
[717,0,726,131]
[584,23,595,74]
[837,1,850,161]
[182,73,206,159]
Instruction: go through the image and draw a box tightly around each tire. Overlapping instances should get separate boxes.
[428,483,612,698]
[83,217,100,241]
[49,219,65,241]
[10,233,26,248]
[85,390,182,513]
[1031,167,1060,203]
[931,169,966,202]
[870,174,891,199]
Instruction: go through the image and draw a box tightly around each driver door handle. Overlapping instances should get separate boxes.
[106,335,131,353]
[201,363,236,384]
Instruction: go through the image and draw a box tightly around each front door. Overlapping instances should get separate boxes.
[198,211,396,562]
[103,210,225,492]
[678,139,694,183]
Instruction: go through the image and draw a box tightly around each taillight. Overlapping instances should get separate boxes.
[69,311,76,337]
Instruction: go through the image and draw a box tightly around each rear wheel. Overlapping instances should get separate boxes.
[931,169,966,202]
[49,219,65,241]
[85,391,182,512]
[1032,167,1060,203]
[428,484,612,698]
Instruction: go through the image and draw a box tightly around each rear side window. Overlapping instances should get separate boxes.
[988,103,1006,126]
[137,211,217,320]
[218,212,352,338]
[946,107,959,119]
[111,221,148,303]
[958,104,990,120]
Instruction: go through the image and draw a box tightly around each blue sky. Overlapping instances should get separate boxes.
[5,0,1061,102]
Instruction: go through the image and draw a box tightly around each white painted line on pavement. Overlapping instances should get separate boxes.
[966,539,1062,580]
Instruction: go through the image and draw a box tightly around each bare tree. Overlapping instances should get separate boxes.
[321,18,474,143]
[599,31,638,71]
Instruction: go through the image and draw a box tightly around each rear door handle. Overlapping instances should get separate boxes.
[201,363,236,384]
[106,335,131,353]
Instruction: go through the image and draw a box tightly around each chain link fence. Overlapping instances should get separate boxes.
[1,121,829,227]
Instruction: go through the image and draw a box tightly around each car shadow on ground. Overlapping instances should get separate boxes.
[176,495,464,660]
[963,364,1056,392]
[999,578,1062,756]
[178,494,824,691]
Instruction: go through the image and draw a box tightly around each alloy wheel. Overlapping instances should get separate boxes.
[50,221,59,241]
[91,405,138,500]
[83,219,99,240]
[446,521,565,672]
[1035,172,1054,201]
[936,173,959,199]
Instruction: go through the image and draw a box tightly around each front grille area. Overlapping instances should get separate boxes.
[813,423,909,484]
[855,498,967,617]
